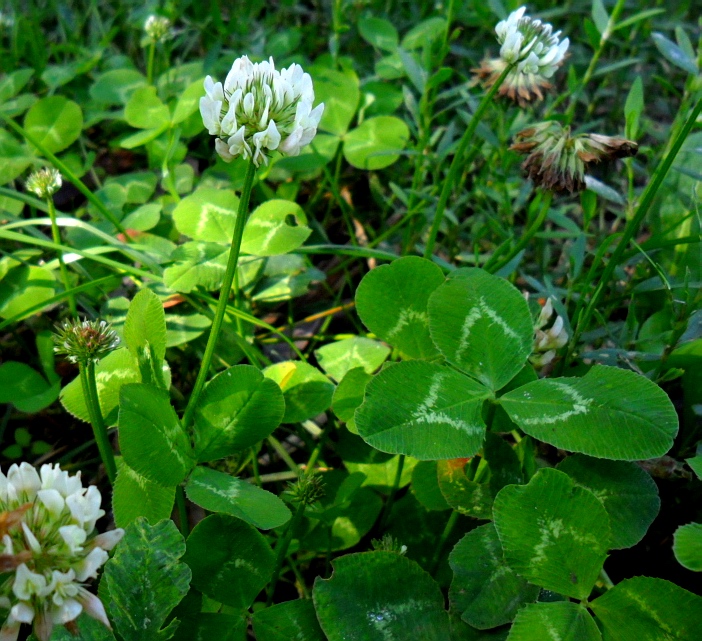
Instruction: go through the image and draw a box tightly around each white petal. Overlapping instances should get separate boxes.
[8,463,41,499]
[9,602,34,624]
[74,548,108,582]
[59,525,87,554]
[37,489,65,517]
[215,138,234,162]
[278,127,303,155]
[50,598,82,625]
[21,523,41,554]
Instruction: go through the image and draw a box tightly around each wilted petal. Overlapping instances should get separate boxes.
[0,620,20,641]
[34,610,54,641]
[92,528,124,551]
[78,588,111,628]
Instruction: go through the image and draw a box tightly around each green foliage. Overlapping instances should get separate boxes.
[313,552,451,640]
[589,577,702,640]
[185,466,291,529]
[193,365,285,461]
[263,361,335,424]
[2,1,702,639]
[252,599,326,641]
[507,602,601,641]
[493,468,610,600]
[428,269,533,390]
[112,459,176,528]
[103,518,191,641]
[557,454,660,548]
[673,523,702,571]
[118,383,194,486]
[355,255,443,359]
[450,524,539,629]
[356,360,491,459]
[184,514,275,609]
[501,365,678,460]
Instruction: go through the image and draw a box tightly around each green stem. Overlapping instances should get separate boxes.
[181,160,257,429]
[379,454,405,530]
[423,63,514,258]
[267,501,306,605]
[175,485,189,536]
[599,568,614,590]
[565,97,702,365]
[267,436,300,474]
[0,117,128,236]
[146,42,156,85]
[303,415,334,477]
[429,510,459,574]
[486,191,553,273]
[79,361,116,483]
[46,197,77,316]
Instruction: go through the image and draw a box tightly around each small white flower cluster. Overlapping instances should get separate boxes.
[0,11,14,29]
[143,14,171,43]
[530,298,568,367]
[25,168,62,200]
[0,463,123,641]
[496,6,569,79]
[200,55,324,167]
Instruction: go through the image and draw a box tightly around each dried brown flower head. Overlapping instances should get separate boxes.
[510,121,638,192]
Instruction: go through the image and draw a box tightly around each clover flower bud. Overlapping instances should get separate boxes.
[25,169,62,200]
[510,121,638,192]
[474,6,569,105]
[371,534,408,555]
[0,463,124,641]
[0,11,14,28]
[143,14,171,43]
[200,55,325,167]
[53,318,120,366]
[530,298,569,368]
[286,473,325,506]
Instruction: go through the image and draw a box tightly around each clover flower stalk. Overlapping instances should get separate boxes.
[53,320,119,483]
[424,14,525,258]
[267,474,325,605]
[0,462,123,641]
[182,56,323,429]
[473,6,569,105]
[143,15,171,84]
[26,169,76,317]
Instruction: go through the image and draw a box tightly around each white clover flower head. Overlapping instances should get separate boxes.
[52,318,120,365]
[477,6,569,106]
[143,14,171,43]
[0,463,124,641]
[200,55,325,167]
[0,11,14,29]
[529,297,569,368]
[25,168,62,200]
[495,6,569,76]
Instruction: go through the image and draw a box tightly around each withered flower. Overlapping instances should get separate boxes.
[510,121,638,192]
